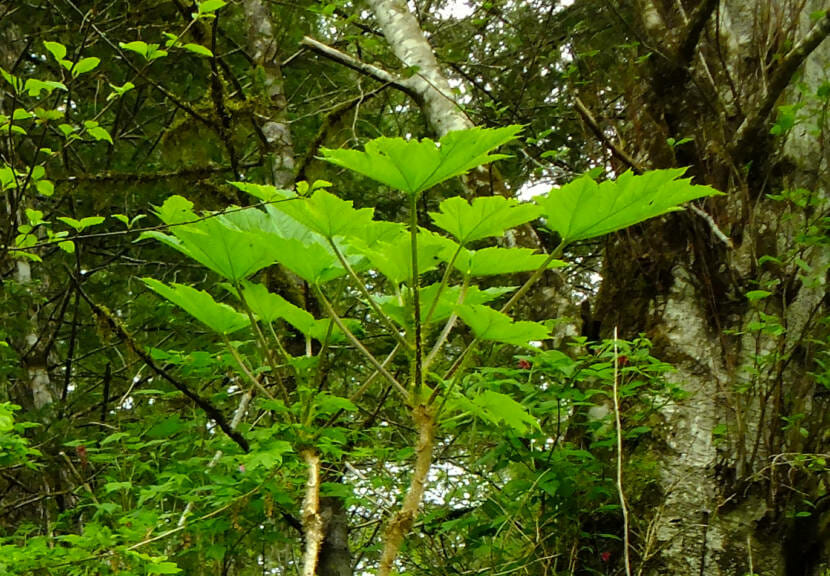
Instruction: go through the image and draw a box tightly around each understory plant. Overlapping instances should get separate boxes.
[133,126,719,574]
[0,126,719,574]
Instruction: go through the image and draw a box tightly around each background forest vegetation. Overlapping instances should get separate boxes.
[0,0,828,575]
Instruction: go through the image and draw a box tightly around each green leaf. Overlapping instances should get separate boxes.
[154,195,197,224]
[25,209,44,226]
[24,79,67,97]
[33,107,65,121]
[0,67,22,93]
[148,561,182,575]
[35,180,54,197]
[474,390,540,434]
[267,236,345,284]
[274,189,375,238]
[119,41,149,57]
[454,246,566,276]
[360,229,454,284]
[13,108,32,121]
[144,203,279,281]
[56,216,105,231]
[183,43,213,57]
[234,281,334,341]
[244,440,291,470]
[100,432,130,445]
[430,196,542,245]
[229,181,293,203]
[103,481,132,493]
[379,284,512,327]
[43,41,67,61]
[314,393,357,415]
[320,126,523,197]
[745,290,772,302]
[535,169,723,243]
[107,81,135,100]
[85,122,113,144]
[142,278,249,334]
[418,284,514,324]
[457,304,550,347]
[147,47,169,61]
[197,0,227,13]
[73,57,100,76]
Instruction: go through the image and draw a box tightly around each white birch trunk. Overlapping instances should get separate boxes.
[365,0,472,137]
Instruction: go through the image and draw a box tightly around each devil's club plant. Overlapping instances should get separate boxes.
[138,126,720,574]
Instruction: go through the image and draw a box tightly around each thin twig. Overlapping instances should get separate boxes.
[72,275,250,452]
[613,327,633,576]
[177,389,252,527]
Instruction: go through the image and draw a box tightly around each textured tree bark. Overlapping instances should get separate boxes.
[301,449,324,576]
[365,0,471,137]
[317,496,352,576]
[377,405,435,576]
[585,1,830,574]
[242,0,295,187]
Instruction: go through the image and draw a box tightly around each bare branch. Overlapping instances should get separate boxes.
[72,275,251,453]
[574,96,643,174]
[677,0,719,65]
[733,13,830,155]
[301,36,415,97]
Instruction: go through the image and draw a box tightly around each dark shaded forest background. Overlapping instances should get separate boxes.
[0,0,828,575]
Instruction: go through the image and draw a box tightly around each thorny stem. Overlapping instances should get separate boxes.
[438,240,566,387]
[423,277,469,373]
[410,194,423,399]
[499,240,566,316]
[234,283,292,406]
[222,335,275,401]
[422,242,464,326]
[378,405,435,576]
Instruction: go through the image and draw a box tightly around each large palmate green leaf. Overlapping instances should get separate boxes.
[273,188,375,238]
[320,126,522,196]
[454,246,566,276]
[457,304,550,348]
[267,236,345,284]
[430,196,542,245]
[229,181,293,204]
[379,285,514,327]
[473,390,540,434]
[236,282,339,342]
[141,198,277,281]
[361,229,455,284]
[535,169,723,243]
[142,279,248,334]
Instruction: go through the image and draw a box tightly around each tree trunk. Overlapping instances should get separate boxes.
[242,0,295,187]
[585,1,830,574]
